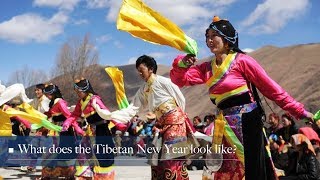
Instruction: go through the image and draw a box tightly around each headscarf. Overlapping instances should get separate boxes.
[43,84,63,108]
[206,16,243,53]
[43,84,59,95]
[74,78,96,94]
[291,134,316,155]
[269,134,285,152]
[298,127,320,144]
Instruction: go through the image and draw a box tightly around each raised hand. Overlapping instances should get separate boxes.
[182,54,197,67]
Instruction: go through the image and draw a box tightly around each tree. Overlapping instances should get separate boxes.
[52,33,99,103]
[8,65,49,88]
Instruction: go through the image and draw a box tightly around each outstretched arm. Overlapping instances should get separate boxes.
[239,55,312,119]
[91,95,140,124]
[0,83,32,106]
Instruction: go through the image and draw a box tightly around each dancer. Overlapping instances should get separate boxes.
[32,83,50,113]
[41,84,79,179]
[96,55,196,180]
[170,16,314,180]
[63,79,115,179]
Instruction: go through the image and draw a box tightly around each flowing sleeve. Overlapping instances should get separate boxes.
[170,55,209,88]
[92,95,109,110]
[238,55,307,119]
[108,88,145,123]
[90,95,112,120]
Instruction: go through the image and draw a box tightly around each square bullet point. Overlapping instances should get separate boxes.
[8,148,14,153]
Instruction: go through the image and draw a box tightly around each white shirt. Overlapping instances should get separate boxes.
[35,95,50,113]
[132,74,186,112]
[106,74,186,123]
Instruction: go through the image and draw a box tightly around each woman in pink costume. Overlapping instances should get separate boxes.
[42,84,81,179]
[170,16,314,180]
[62,78,115,180]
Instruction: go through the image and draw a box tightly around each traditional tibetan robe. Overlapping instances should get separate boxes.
[170,52,307,180]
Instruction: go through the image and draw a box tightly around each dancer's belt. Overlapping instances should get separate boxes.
[154,99,178,119]
[221,102,258,116]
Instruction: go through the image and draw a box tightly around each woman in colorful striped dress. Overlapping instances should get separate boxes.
[62,79,115,180]
[170,16,314,180]
[42,84,79,179]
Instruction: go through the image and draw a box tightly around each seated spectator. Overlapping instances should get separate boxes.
[193,116,205,133]
[134,119,145,135]
[299,127,320,163]
[122,132,133,156]
[269,134,291,175]
[299,127,320,150]
[114,130,122,156]
[203,114,215,136]
[127,115,139,136]
[279,134,320,180]
[266,113,283,137]
[278,113,298,143]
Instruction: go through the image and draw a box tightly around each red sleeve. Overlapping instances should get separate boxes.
[71,100,82,118]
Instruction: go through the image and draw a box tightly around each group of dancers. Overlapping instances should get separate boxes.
[0,16,317,180]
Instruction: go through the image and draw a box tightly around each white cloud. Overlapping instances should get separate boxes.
[0,11,68,43]
[33,0,80,10]
[96,34,112,43]
[240,0,310,34]
[147,52,167,59]
[105,0,237,40]
[127,57,137,64]
[127,52,168,65]
[104,0,123,22]
[106,0,236,25]
[243,48,255,53]
[73,19,89,25]
[86,0,109,9]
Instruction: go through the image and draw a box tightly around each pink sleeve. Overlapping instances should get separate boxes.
[170,55,208,88]
[57,99,71,118]
[91,95,110,112]
[238,55,306,119]
[64,101,81,126]
[62,101,84,135]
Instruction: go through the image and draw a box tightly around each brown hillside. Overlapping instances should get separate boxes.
[27,43,320,120]
[250,43,320,118]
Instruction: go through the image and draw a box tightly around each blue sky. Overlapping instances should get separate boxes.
[0,0,319,85]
